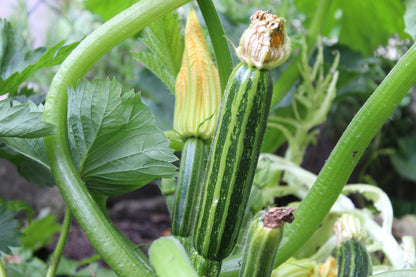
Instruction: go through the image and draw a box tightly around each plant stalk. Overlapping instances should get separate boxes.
[196,0,233,92]
[43,0,192,276]
[274,41,416,267]
[46,208,71,277]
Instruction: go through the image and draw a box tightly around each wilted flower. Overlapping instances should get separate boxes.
[334,214,367,245]
[236,10,291,70]
[173,10,221,141]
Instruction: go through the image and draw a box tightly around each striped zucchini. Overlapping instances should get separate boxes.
[193,62,273,261]
[337,239,372,277]
[240,207,295,277]
[191,10,291,275]
[171,138,206,237]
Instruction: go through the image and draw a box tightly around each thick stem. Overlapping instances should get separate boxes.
[196,0,233,92]
[43,0,192,275]
[274,42,416,267]
[46,208,71,277]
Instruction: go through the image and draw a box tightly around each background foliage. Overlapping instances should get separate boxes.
[0,0,415,274]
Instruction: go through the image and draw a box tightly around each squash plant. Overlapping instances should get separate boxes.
[1,0,416,276]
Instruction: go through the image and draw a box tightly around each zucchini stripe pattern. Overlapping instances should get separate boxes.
[240,207,295,277]
[193,62,273,260]
[171,138,205,237]
[337,239,372,277]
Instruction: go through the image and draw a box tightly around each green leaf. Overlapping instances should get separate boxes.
[21,214,61,251]
[338,0,407,56]
[294,0,407,56]
[404,0,416,38]
[84,0,140,21]
[0,96,55,186]
[67,78,177,196]
[0,96,55,187]
[0,97,54,186]
[5,258,47,277]
[0,140,54,187]
[55,257,118,276]
[0,19,78,96]
[4,248,47,277]
[133,11,184,92]
[0,202,22,255]
[0,199,34,223]
[390,136,416,182]
[14,154,54,187]
[0,137,49,170]
[0,100,54,138]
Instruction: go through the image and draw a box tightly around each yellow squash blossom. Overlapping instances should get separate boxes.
[173,10,221,141]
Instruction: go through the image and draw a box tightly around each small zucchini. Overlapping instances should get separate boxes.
[171,138,206,237]
[335,214,372,277]
[337,238,372,277]
[240,207,295,277]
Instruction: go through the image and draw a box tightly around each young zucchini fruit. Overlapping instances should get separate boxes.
[193,62,273,261]
[334,214,372,277]
[171,138,205,237]
[337,239,372,277]
[240,207,295,277]
[192,10,291,274]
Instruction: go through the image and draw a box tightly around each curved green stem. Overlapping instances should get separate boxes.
[274,41,416,267]
[196,0,233,92]
[46,208,71,277]
[43,0,192,276]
